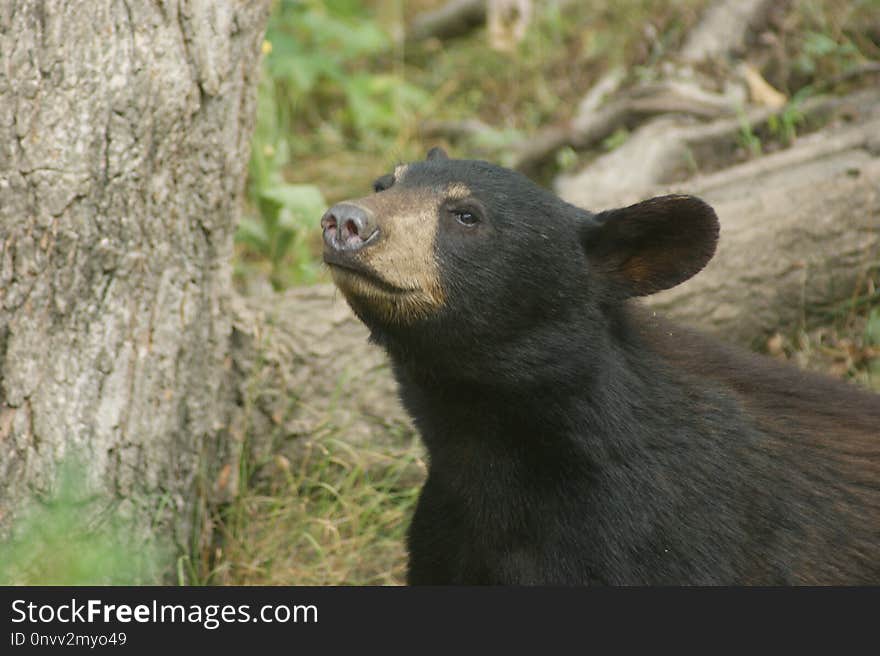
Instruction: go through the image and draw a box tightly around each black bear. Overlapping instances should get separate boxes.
[320,147,880,585]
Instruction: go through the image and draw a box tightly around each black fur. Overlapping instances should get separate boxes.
[330,152,880,585]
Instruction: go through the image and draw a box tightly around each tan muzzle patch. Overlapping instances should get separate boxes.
[329,185,463,324]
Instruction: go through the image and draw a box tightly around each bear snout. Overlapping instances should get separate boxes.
[321,202,379,252]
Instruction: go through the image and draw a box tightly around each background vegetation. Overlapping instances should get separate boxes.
[2,0,877,586]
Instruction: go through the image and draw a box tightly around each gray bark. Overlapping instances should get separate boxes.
[0,0,270,565]
[406,0,486,44]
[679,0,780,63]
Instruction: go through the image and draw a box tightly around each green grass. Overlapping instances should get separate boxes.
[765,267,880,392]
[200,434,424,586]
[186,338,425,586]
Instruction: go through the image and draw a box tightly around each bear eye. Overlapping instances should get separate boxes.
[373,174,394,193]
[452,210,479,227]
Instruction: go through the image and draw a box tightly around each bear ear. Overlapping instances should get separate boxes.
[426,146,449,161]
[580,195,719,298]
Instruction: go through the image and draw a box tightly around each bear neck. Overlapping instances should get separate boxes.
[381,302,673,471]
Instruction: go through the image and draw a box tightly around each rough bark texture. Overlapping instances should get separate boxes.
[0,1,271,557]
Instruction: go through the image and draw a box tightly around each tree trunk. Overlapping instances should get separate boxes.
[0,0,270,567]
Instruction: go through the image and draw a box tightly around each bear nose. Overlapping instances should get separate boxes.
[321,203,379,251]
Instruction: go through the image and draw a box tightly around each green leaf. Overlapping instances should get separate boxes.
[235,217,270,251]
[804,32,839,57]
[866,308,880,346]
[260,184,327,230]
[260,183,326,212]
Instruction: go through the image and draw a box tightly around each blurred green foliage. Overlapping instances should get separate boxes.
[866,307,880,346]
[868,304,880,388]
[237,0,428,289]
[767,89,808,147]
[0,457,164,585]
